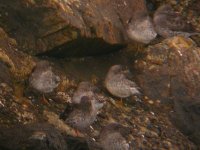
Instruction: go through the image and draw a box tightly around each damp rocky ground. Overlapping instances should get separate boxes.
[0,0,200,150]
[0,42,199,149]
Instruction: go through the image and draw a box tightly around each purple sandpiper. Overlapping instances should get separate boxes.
[99,123,131,150]
[153,4,200,38]
[29,61,60,94]
[105,65,140,98]
[65,96,99,131]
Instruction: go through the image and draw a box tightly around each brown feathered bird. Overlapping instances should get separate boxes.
[126,0,157,44]
[29,61,60,94]
[99,123,131,150]
[105,65,140,98]
[64,96,100,131]
[153,4,200,38]
[72,81,105,110]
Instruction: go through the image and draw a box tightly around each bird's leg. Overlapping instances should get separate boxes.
[41,94,50,105]
[75,129,79,136]
[120,98,123,104]
[74,129,81,137]
[116,98,124,107]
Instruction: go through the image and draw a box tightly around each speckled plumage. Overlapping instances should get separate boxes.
[99,123,131,150]
[72,81,104,110]
[105,65,140,98]
[65,96,98,131]
[72,81,98,103]
[29,61,60,94]
[153,4,199,38]
[127,15,157,44]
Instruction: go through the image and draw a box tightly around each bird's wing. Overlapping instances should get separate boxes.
[123,79,140,95]
[122,69,133,80]
[167,13,193,31]
[66,109,86,125]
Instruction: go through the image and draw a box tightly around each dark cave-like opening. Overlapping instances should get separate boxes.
[37,37,126,58]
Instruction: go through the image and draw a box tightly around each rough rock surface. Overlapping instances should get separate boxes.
[135,36,200,145]
[0,123,68,150]
[135,36,200,102]
[0,1,200,149]
[0,27,35,80]
[0,0,151,57]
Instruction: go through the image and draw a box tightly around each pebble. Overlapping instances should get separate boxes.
[145,131,159,138]
[148,100,154,104]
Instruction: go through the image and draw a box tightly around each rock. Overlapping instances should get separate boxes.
[162,140,173,149]
[29,60,60,94]
[0,27,35,80]
[65,136,90,150]
[0,62,12,85]
[135,36,200,102]
[0,123,68,150]
[144,130,158,138]
[0,0,152,57]
[191,0,200,15]
[170,98,200,146]
[134,36,200,145]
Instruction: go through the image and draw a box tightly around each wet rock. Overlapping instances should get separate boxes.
[190,0,200,15]
[170,98,200,146]
[135,36,200,102]
[162,140,173,149]
[0,28,39,125]
[0,62,12,85]
[0,123,68,150]
[0,27,35,80]
[135,36,200,145]
[144,130,158,138]
[0,0,151,57]
[105,65,140,98]
[29,60,60,94]
[65,136,90,150]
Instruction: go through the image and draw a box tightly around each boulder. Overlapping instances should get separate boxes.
[0,123,68,150]
[135,36,200,145]
[0,0,150,57]
[0,27,35,80]
[135,36,200,102]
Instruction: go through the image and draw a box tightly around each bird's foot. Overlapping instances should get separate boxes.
[41,95,50,105]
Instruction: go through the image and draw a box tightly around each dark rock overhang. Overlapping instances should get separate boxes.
[37,37,126,58]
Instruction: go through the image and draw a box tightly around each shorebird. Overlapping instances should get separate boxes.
[105,65,140,98]
[99,123,131,150]
[153,4,200,38]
